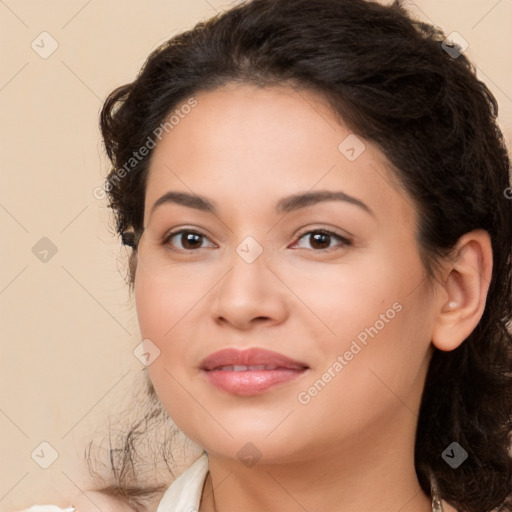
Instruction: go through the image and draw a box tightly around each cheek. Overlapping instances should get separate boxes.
[294,298,431,446]
[134,265,205,340]
[134,266,208,385]
[135,284,168,342]
[134,271,201,433]
[305,247,433,389]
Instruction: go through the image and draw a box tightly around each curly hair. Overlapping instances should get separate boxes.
[90,0,512,511]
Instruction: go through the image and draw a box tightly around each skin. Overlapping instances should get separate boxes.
[133,83,492,512]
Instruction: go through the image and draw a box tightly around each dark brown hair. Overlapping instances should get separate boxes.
[90,1,512,511]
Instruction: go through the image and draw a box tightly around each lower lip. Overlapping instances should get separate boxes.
[202,368,308,396]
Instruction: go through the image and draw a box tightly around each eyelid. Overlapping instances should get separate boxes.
[291,227,352,250]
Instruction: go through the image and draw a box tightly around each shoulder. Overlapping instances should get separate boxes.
[69,491,138,512]
[16,492,137,512]
[15,507,76,512]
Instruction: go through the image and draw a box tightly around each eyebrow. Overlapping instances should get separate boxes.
[150,190,375,217]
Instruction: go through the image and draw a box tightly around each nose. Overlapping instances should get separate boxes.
[210,245,289,331]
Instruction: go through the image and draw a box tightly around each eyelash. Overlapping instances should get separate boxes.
[161,228,352,253]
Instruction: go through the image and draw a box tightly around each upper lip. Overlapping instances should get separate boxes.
[200,348,309,371]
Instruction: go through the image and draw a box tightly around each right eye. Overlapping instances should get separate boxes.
[162,229,216,252]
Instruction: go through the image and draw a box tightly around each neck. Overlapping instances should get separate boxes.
[200,409,433,512]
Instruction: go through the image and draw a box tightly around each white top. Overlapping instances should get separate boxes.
[23,451,210,512]
[156,451,209,512]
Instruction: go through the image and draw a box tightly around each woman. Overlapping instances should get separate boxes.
[22,0,512,511]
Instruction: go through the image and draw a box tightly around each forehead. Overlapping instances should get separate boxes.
[151,84,342,168]
[144,83,413,224]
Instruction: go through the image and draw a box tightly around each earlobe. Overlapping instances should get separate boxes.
[431,230,493,352]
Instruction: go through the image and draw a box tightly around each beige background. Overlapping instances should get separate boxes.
[1,0,511,509]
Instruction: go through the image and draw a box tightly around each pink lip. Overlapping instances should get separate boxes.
[200,348,309,396]
[200,347,308,370]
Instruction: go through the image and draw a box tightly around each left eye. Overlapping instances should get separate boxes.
[292,230,351,251]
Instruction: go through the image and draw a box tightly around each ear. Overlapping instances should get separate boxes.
[431,229,493,352]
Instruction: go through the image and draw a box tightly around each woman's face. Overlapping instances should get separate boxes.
[134,83,440,464]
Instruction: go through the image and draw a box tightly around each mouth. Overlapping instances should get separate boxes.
[200,348,309,396]
[211,364,294,371]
